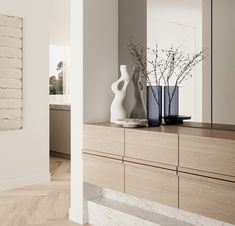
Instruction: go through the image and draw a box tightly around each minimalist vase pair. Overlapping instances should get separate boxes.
[147,86,179,126]
[110,65,179,126]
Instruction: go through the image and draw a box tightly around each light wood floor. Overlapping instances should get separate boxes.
[0,157,88,226]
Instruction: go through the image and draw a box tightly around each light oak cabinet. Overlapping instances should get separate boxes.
[83,124,124,156]
[125,129,178,166]
[179,173,235,225]
[83,123,235,224]
[84,154,124,192]
[179,135,235,177]
[125,162,178,208]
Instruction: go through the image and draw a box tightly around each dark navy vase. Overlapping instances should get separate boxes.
[147,86,162,126]
[164,86,179,125]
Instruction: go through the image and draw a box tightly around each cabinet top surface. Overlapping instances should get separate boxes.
[85,122,235,140]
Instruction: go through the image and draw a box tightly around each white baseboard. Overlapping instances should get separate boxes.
[0,173,51,192]
[69,208,86,225]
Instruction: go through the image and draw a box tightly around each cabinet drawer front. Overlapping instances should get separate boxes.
[84,124,124,156]
[84,154,124,192]
[180,135,235,176]
[179,174,235,225]
[125,163,178,208]
[125,129,178,166]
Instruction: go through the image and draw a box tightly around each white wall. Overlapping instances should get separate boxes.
[50,0,70,46]
[0,0,50,191]
[70,0,118,224]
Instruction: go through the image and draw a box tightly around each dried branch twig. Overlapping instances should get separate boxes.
[128,41,205,111]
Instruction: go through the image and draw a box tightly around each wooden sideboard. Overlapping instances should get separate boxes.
[83,123,235,224]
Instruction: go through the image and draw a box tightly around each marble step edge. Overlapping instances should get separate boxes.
[102,189,234,226]
[88,197,194,226]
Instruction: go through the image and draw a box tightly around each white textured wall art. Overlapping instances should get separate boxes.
[0,15,23,130]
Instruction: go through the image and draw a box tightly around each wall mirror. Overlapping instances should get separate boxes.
[119,0,235,130]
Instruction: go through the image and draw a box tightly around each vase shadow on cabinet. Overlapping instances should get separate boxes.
[130,67,147,119]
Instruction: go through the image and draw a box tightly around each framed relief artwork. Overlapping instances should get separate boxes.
[0,14,23,130]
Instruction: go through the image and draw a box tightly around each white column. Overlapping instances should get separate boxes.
[69,0,85,224]
[70,0,118,224]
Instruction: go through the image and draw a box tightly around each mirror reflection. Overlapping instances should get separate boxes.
[119,0,212,125]
[119,0,235,128]
[147,0,208,123]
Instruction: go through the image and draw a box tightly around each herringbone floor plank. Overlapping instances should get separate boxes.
[0,157,89,226]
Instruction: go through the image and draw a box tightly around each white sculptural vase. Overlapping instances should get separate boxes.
[110,65,130,124]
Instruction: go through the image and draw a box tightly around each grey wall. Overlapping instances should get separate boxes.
[213,0,235,125]
[118,0,147,116]
[83,0,118,123]
[202,0,212,123]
